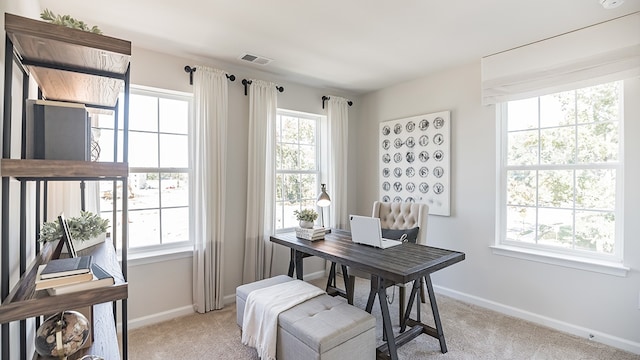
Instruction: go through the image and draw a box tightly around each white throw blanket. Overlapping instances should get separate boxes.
[242,280,325,360]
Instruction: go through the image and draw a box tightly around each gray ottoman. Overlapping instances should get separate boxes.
[236,276,376,360]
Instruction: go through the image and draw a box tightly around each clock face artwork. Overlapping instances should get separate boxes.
[379,111,451,216]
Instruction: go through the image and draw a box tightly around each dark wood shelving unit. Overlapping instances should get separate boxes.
[1,12,131,360]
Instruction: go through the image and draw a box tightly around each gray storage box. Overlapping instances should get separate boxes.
[26,99,90,161]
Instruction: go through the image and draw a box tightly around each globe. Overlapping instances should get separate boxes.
[35,310,90,358]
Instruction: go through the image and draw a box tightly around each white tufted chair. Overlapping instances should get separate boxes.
[332,201,429,321]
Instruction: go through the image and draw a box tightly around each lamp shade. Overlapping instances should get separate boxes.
[317,184,331,207]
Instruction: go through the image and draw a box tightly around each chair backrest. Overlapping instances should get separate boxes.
[371,201,429,246]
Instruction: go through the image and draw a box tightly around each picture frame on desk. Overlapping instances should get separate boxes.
[58,214,77,258]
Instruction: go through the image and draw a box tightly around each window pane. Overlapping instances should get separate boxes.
[160,134,188,168]
[281,116,298,143]
[576,82,621,124]
[540,126,575,164]
[540,91,575,128]
[538,170,573,208]
[129,131,158,167]
[299,119,316,145]
[299,174,317,201]
[537,208,573,249]
[299,145,316,170]
[159,98,188,134]
[99,181,124,211]
[506,206,536,243]
[162,207,189,243]
[577,122,619,163]
[129,94,158,132]
[280,144,298,170]
[129,173,160,209]
[576,169,615,210]
[129,209,160,248]
[506,170,536,206]
[575,211,615,253]
[160,173,189,207]
[507,97,538,131]
[507,130,538,165]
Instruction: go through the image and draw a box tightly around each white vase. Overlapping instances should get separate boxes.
[299,220,314,229]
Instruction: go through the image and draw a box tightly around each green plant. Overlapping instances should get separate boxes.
[40,9,102,34]
[39,211,109,243]
[294,209,318,222]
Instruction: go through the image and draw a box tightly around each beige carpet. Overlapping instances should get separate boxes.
[128,277,639,360]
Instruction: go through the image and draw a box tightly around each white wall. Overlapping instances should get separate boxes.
[358,62,640,352]
[126,47,361,326]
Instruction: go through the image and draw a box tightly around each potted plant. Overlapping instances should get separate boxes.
[294,209,318,229]
[40,211,109,251]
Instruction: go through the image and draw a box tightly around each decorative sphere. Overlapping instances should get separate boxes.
[35,311,90,358]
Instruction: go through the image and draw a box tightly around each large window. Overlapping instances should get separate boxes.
[275,110,324,230]
[95,87,192,250]
[498,81,623,261]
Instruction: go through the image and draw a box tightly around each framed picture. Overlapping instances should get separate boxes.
[379,110,451,216]
[58,214,77,258]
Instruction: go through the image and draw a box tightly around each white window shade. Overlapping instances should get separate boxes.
[481,12,640,105]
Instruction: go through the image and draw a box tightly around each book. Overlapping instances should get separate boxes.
[35,265,94,290]
[47,263,115,295]
[295,227,326,241]
[40,256,92,279]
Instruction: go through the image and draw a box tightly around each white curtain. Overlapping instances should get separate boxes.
[242,80,277,283]
[326,96,349,229]
[191,66,228,312]
[481,12,640,105]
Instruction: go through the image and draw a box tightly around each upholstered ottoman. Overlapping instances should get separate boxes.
[236,276,376,360]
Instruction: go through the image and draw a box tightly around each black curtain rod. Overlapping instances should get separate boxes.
[242,79,284,96]
[322,95,353,109]
[184,65,236,85]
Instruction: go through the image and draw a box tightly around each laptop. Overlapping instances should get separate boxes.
[349,215,402,249]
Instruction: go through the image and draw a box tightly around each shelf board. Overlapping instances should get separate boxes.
[0,241,127,324]
[0,159,128,180]
[4,13,131,107]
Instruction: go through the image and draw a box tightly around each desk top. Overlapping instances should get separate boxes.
[271,229,465,284]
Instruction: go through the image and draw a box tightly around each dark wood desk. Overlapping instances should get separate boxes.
[270,230,465,360]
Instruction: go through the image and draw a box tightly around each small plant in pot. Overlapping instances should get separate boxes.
[294,209,318,229]
[40,211,109,251]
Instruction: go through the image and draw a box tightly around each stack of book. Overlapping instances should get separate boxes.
[295,226,327,241]
[35,255,115,295]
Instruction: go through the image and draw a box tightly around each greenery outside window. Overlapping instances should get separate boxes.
[275,109,324,231]
[497,81,623,262]
[94,87,192,251]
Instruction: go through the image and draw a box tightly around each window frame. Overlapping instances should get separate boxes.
[493,81,628,276]
[274,108,326,233]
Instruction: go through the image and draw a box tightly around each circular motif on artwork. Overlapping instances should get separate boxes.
[382,153,391,163]
[406,121,415,132]
[382,125,391,136]
[406,197,415,203]
[393,182,402,192]
[406,167,415,177]
[419,151,429,162]
[433,133,444,145]
[406,182,416,193]
[382,168,390,178]
[393,167,403,178]
[393,196,403,203]
[394,153,402,163]
[419,182,429,193]
[433,166,444,178]
[382,139,390,150]
[434,117,445,129]
[394,138,403,149]
[382,181,390,191]
[382,195,390,202]
[406,151,415,163]
[419,166,429,177]
[419,119,429,131]
[394,123,402,134]
[406,137,415,148]
[419,135,429,147]
[433,150,444,161]
[434,182,445,194]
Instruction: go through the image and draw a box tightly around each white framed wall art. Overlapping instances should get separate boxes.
[379,110,451,216]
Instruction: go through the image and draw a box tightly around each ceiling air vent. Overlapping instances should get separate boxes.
[239,53,273,66]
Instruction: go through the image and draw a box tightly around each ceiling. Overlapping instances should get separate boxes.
[38,0,640,95]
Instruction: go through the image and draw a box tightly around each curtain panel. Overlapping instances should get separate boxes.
[242,80,278,283]
[327,96,350,230]
[481,12,640,105]
[191,66,228,313]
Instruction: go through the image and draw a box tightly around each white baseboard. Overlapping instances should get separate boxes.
[433,285,640,355]
[121,305,195,331]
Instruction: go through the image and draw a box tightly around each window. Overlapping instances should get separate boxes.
[275,110,324,231]
[497,81,623,262]
[94,87,192,250]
